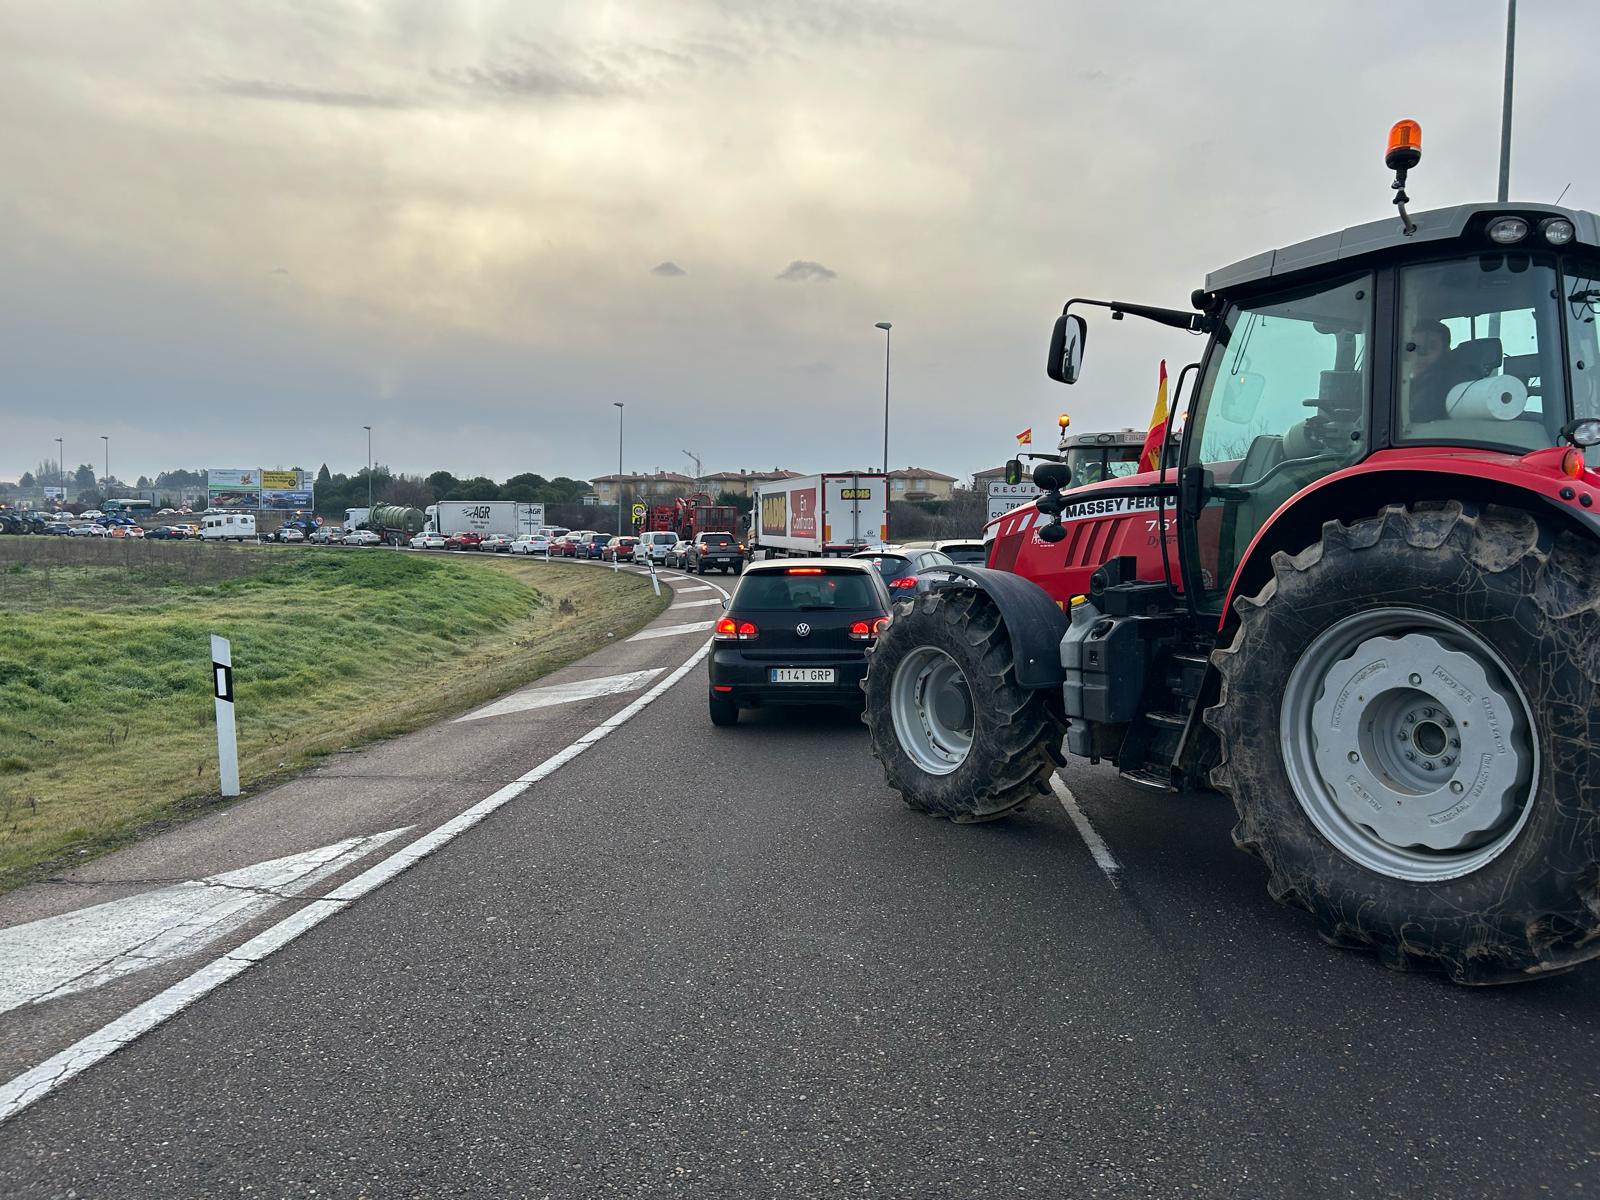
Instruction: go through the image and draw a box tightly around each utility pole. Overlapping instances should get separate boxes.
[614,402,625,536]
[875,322,892,477]
[682,450,701,487]
[100,435,109,498]
[363,425,373,516]
[1498,0,1516,202]
[54,437,63,496]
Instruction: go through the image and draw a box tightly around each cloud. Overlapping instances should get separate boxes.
[775,260,836,282]
[650,261,687,277]
[211,78,413,109]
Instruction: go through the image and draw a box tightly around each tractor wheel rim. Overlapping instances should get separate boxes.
[1279,606,1538,882]
[890,646,975,776]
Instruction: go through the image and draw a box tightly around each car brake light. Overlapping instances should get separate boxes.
[738,621,758,640]
[715,617,738,640]
[872,617,889,636]
[849,620,871,640]
[889,577,917,589]
[786,567,824,575]
[697,544,708,552]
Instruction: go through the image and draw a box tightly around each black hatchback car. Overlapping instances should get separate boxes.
[708,559,890,725]
[687,531,745,574]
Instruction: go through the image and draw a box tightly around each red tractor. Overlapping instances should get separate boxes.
[864,124,1600,983]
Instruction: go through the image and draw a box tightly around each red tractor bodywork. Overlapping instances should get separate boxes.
[642,493,741,542]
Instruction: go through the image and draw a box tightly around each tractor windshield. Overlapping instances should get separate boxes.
[1397,253,1567,450]
[1066,444,1144,484]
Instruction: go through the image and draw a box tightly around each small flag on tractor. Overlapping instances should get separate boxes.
[1138,360,1170,474]
[1016,428,1033,446]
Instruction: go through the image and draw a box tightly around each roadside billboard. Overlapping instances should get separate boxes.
[986,480,1042,523]
[260,469,313,511]
[207,469,260,510]
[43,487,64,501]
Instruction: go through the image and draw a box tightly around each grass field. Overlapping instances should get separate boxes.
[0,541,668,890]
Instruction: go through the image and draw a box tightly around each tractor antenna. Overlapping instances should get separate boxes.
[1385,119,1422,236]
[1556,182,1572,206]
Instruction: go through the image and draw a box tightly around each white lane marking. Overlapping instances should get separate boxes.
[673,585,715,594]
[0,575,735,1127]
[668,597,723,610]
[627,620,715,641]
[453,669,665,722]
[1051,777,1121,884]
[0,828,410,1017]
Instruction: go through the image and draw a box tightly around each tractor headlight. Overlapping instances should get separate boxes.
[1562,417,1600,448]
[1486,216,1529,245]
[1540,217,1576,246]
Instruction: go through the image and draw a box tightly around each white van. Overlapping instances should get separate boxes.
[636,530,677,564]
[201,513,257,542]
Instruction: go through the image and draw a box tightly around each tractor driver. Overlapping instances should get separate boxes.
[1404,321,1458,424]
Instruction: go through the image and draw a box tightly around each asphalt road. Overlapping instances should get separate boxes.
[2,564,1597,1197]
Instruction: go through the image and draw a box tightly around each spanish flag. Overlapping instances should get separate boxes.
[1016,428,1032,446]
[1138,360,1169,474]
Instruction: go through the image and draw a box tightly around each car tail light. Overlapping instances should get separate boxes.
[872,617,889,636]
[738,621,758,640]
[786,567,824,575]
[715,617,738,640]
[889,576,917,589]
[849,620,871,641]
[697,544,708,553]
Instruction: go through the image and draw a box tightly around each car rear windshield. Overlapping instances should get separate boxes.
[702,534,735,546]
[857,554,912,579]
[735,570,879,610]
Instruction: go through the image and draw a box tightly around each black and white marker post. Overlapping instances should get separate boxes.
[210,634,240,797]
[648,558,661,597]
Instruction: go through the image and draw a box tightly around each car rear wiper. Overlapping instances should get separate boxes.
[795,605,836,611]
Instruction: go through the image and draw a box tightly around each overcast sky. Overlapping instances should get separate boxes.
[4,0,1597,486]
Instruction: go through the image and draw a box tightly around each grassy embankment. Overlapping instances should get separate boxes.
[0,541,668,889]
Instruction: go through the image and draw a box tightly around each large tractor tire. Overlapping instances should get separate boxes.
[864,589,1065,822]
[1208,502,1600,984]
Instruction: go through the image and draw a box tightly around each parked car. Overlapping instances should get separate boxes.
[848,547,957,595]
[601,536,638,563]
[667,539,694,569]
[343,529,383,546]
[310,526,343,544]
[707,559,891,725]
[409,531,448,550]
[271,526,305,543]
[582,533,613,559]
[78,510,103,521]
[145,526,185,540]
[68,522,109,537]
[478,533,515,553]
[444,531,483,551]
[635,531,677,565]
[510,534,550,555]
[43,522,73,536]
[687,532,745,575]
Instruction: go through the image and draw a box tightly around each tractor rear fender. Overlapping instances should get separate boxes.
[1218,448,1600,630]
[931,566,1069,688]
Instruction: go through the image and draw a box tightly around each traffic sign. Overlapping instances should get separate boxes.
[631,502,647,520]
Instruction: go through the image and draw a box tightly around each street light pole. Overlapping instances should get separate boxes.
[874,322,893,477]
[1498,0,1516,202]
[682,450,701,487]
[54,437,63,497]
[100,435,109,498]
[363,425,373,515]
[614,402,625,536]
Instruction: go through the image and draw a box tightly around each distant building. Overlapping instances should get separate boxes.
[589,471,697,504]
[699,469,805,499]
[889,467,958,501]
[971,465,1012,488]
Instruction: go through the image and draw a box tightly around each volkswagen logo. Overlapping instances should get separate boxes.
[795,622,811,637]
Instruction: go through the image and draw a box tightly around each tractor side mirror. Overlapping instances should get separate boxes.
[1218,371,1266,424]
[1032,462,1073,492]
[1046,314,1088,384]
[1004,458,1024,486]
